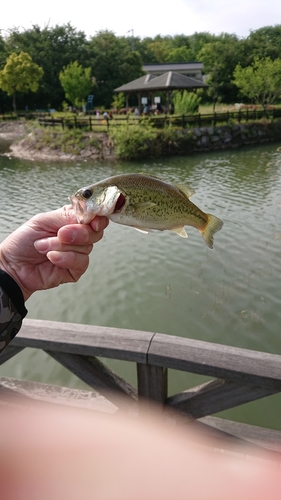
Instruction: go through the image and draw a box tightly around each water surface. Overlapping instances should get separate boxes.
[1,144,281,428]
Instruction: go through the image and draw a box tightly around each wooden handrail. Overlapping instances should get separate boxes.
[12,319,281,390]
[2,317,281,453]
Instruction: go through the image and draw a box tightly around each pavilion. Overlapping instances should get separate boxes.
[114,71,208,112]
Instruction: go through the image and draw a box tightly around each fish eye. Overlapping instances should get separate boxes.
[82,189,92,199]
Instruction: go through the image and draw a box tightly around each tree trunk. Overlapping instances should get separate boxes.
[12,90,17,114]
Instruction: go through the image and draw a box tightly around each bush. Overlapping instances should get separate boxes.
[173,91,201,115]
[109,123,157,159]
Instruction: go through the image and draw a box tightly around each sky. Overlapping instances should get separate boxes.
[1,0,281,40]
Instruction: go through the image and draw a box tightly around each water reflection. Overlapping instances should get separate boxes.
[1,143,281,428]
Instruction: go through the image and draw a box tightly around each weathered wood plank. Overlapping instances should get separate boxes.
[46,351,137,408]
[0,346,24,365]
[199,416,281,454]
[0,376,117,413]
[148,334,281,389]
[137,363,167,407]
[13,318,153,363]
[166,379,280,418]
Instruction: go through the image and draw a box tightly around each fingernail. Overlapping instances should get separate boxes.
[58,227,78,243]
[34,239,50,253]
[47,251,63,263]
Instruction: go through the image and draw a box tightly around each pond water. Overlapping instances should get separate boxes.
[1,143,281,429]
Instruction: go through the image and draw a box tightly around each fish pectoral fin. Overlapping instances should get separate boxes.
[170,226,188,238]
[174,184,195,199]
[133,227,152,234]
[132,201,156,213]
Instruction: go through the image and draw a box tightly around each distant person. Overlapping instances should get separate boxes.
[103,111,113,123]
[156,103,163,114]
[143,104,149,115]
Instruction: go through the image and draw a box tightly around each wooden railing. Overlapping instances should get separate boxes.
[1,107,281,130]
[1,318,281,454]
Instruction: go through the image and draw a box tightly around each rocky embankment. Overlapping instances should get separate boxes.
[1,119,281,162]
[187,121,281,152]
[0,121,115,161]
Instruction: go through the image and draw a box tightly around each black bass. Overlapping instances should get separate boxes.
[70,173,223,249]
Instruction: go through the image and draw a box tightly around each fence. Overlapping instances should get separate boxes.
[1,318,281,456]
[1,107,281,131]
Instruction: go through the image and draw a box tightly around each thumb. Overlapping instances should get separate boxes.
[30,205,79,233]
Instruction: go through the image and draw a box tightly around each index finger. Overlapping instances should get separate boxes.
[58,217,109,245]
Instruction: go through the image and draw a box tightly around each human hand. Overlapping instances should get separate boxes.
[0,205,108,301]
[1,404,281,500]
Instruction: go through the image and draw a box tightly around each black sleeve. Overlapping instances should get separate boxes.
[0,270,28,354]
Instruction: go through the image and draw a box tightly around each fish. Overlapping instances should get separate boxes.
[69,173,223,249]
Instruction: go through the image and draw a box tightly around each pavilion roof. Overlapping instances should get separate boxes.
[115,71,208,93]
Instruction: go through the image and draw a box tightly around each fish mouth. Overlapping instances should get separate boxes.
[69,195,94,224]
[114,193,126,213]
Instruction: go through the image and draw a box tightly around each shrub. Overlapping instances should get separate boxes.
[173,91,201,115]
[109,123,157,159]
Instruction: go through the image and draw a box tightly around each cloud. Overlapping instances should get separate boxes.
[1,0,281,40]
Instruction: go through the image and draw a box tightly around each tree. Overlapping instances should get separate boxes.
[59,61,93,108]
[198,34,243,109]
[0,51,43,112]
[167,47,193,63]
[233,57,281,111]
[88,30,144,107]
[243,25,281,64]
[4,24,89,108]
[111,92,125,111]
[173,91,201,115]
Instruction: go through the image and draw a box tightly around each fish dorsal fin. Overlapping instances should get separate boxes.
[139,172,162,180]
[174,184,195,199]
[170,226,188,238]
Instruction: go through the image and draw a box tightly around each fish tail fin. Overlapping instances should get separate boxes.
[201,214,223,249]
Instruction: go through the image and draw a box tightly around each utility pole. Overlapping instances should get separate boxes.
[127,29,134,51]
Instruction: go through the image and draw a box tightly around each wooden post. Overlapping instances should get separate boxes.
[137,363,167,411]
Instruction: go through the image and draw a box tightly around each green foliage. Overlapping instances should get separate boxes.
[243,25,281,63]
[109,123,157,159]
[88,30,144,107]
[0,51,43,112]
[109,121,195,159]
[34,127,100,154]
[59,61,92,107]
[111,92,125,111]
[1,24,281,111]
[233,57,281,109]
[198,34,242,107]
[167,46,193,62]
[4,24,89,108]
[173,91,201,115]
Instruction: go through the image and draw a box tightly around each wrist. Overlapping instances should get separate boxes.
[0,256,31,302]
[0,269,28,318]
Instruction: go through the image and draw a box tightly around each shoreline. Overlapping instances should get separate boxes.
[0,121,116,162]
[1,119,281,163]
